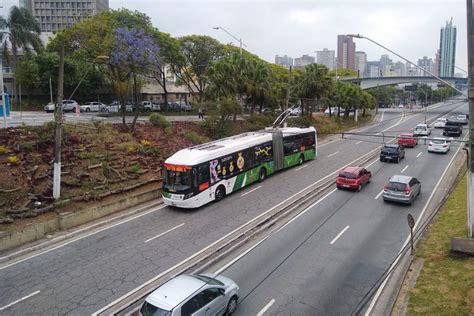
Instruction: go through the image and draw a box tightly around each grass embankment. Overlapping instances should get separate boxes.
[407,172,474,315]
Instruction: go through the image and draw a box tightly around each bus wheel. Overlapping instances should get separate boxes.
[259,168,266,182]
[215,186,225,202]
[299,154,304,165]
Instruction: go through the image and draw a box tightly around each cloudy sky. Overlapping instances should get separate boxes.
[111,0,466,72]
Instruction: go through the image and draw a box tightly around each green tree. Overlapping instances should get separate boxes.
[296,63,334,117]
[0,6,42,104]
[328,68,357,78]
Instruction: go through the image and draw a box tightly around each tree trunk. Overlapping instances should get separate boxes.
[162,71,169,111]
[130,74,140,132]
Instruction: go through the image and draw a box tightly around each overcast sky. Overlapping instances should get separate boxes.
[111,0,467,72]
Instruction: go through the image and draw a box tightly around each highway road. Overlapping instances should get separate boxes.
[0,101,468,315]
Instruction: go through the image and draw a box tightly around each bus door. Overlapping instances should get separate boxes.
[271,130,284,171]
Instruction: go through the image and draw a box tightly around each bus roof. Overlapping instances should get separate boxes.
[165,127,316,166]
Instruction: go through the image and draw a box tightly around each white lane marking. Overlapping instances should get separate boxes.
[144,223,185,244]
[365,131,469,316]
[379,111,384,122]
[241,185,262,197]
[365,158,379,169]
[0,290,40,311]
[330,225,350,245]
[257,299,276,316]
[355,141,362,145]
[401,165,409,173]
[295,164,308,171]
[327,151,339,157]
[375,189,384,200]
[416,152,423,158]
[0,205,167,271]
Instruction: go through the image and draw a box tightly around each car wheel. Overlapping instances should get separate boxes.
[298,154,304,165]
[214,186,225,202]
[368,176,371,183]
[336,185,342,190]
[259,168,267,182]
[225,296,238,315]
[357,184,362,192]
[380,158,384,162]
[85,108,90,112]
[409,196,414,205]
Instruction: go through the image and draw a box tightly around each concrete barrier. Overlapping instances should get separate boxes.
[0,188,161,252]
[450,237,474,255]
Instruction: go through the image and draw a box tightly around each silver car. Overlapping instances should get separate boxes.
[139,274,239,316]
[383,175,421,205]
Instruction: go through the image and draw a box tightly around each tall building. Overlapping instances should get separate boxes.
[26,0,109,33]
[275,55,293,68]
[355,51,367,77]
[438,18,456,77]
[366,61,380,78]
[294,54,315,68]
[392,61,406,76]
[379,54,393,76]
[316,48,335,70]
[417,56,434,76]
[337,35,356,70]
[433,49,440,76]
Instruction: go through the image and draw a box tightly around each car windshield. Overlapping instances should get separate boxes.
[140,301,171,316]
[387,182,407,191]
[415,126,425,130]
[191,275,224,286]
[163,167,193,192]
[338,171,357,179]
[382,147,397,153]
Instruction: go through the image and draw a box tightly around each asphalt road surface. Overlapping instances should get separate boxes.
[0,101,468,315]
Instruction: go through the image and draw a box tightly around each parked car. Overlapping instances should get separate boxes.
[138,274,239,316]
[456,114,469,125]
[324,107,340,115]
[398,104,405,109]
[433,117,448,128]
[288,107,302,116]
[383,175,421,205]
[44,102,55,113]
[61,100,80,112]
[142,101,161,112]
[106,101,121,113]
[80,101,108,112]
[443,120,463,137]
[428,137,451,154]
[336,166,372,192]
[380,144,405,163]
[397,132,418,148]
[262,107,273,115]
[125,102,137,112]
[413,123,431,137]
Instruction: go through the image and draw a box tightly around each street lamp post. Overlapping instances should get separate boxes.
[212,26,247,55]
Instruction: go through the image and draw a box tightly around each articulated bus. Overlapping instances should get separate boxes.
[162,127,317,208]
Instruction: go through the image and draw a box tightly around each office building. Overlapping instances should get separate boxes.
[275,55,293,68]
[337,35,356,70]
[438,18,456,77]
[316,48,335,70]
[417,56,434,76]
[433,49,440,77]
[392,61,406,76]
[26,0,109,32]
[366,61,380,78]
[379,54,393,76]
[294,54,315,68]
[355,51,367,76]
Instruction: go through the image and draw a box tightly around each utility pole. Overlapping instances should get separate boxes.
[467,0,474,238]
[53,45,64,199]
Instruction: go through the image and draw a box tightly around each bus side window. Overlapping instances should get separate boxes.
[283,136,295,155]
[198,164,210,184]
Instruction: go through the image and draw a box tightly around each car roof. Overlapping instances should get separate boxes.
[415,123,427,127]
[389,175,412,184]
[399,132,413,136]
[383,144,399,148]
[341,166,361,174]
[145,275,208,310]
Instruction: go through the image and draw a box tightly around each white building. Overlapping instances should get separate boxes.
[355,51,367,76]
[316,48,335,70]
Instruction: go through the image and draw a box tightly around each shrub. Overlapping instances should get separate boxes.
[202,115,232,139]
[130,164,141,173]
[164,126,173,135]
[18,142,35,152]
[183,131,209,145]
[244,114,275,131]
[149,113,170,128]
[288,116,314,128]
[0,145,9,154]
[6,156,20,165]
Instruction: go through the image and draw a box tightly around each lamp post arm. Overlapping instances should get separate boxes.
[67,65,93,101]
[362,36,466,96]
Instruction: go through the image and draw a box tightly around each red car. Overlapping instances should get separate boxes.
[336,166,372,191]
[397,132,418,148]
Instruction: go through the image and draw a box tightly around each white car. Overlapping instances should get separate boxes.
[142,101,161,112]
[61,100,80,112]
[413,123,431,136]
[456,114,469,125]
[433,117,447,128]
[324,107,340,115]
[80,101,108,112]
[44,102,56,113]
[398,104,405,109]
[428,137,451,154]
[289,107,302,116]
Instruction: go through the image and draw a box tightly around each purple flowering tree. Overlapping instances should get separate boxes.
[109,27,160,130]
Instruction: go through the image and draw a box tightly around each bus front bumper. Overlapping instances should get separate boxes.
[163,195,201,208]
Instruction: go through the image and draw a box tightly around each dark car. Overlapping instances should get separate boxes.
[443,120,463,137]
[336,166,372,191]
[380,144,405,163]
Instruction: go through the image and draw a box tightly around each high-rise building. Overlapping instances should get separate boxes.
[417,56,434,76]
[366,61,380,78]
[433,49,440,76]
[294,54,315,68]
[392,61,406,76]
[355,51,367,77]
[379,54,393,76]
[316,48,335,70]
[26,0,109,33]
[275,55,293,68]
[438,18,456,77]
[337,35,356,70]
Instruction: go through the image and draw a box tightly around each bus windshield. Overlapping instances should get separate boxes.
[163,166,193,192]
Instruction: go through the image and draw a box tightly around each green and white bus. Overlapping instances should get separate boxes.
[162,127,317,208]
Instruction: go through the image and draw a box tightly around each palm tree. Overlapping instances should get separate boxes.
[297,64,334,117]
[0,6,42,104]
